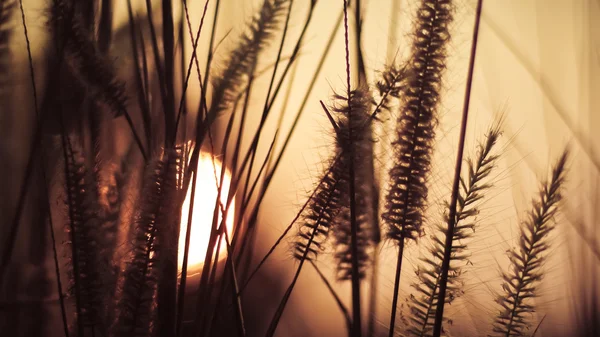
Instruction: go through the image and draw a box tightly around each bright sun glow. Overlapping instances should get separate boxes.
[178,153,234,271]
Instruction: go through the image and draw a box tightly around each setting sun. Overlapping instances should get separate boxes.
[178,152,235,271]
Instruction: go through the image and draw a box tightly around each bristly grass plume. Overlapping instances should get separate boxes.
[49,0,128,118]
[383,0,454,334]
[208,0,289,119]
[0,1,585,336]
[60,135,104,337]
[330,87,376,281]
[372,64,408,118]
[408,123,502,336]
[111,149,182,337]
[491,150,569,337]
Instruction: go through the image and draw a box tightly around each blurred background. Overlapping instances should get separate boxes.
[1,0,599,336]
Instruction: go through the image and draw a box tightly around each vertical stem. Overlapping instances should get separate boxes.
[174,0,210,142]
[163,0,175,147]
[388,240,404,337]
[432,1,484,336]
[343,1,361,335]
[48,210,70,337]
[98,0,113,53]
[176,169,199,337]
[354,0,366,84]
[199,0,221,120]
[59,119,84,337]
[366,252,379,337]
[39,152,69,337]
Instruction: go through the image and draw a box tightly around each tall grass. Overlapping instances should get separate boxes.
[0,0,590,337]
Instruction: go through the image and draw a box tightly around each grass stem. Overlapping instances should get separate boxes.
[432,1,483,335]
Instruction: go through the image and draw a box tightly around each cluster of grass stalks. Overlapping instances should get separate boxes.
[0,0,590,336]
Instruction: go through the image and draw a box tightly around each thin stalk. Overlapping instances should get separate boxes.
[388,241,404,337]
[175,168,199,337]
[432,1,484,336]
[144,0,168,132]
[198,104,239,336]
[199,222,225,335]
[233,4,343,267]
[354,0,366,84]
[181,0,219,202]
[92,0,149,161]
[126,0,152,149]
[192,159,230,336]
[264,0,319,112]
[42,169,69,337]
[531,315,547,337]
[98,0,113,53]
[230,64,256,179]
[265,58,298,175]
[263,158,345,337]
[367,249,379,337]
[239,63,261,221]
[205,63,259,319]
[213,133,279,315]
[18,0,38,118]
[343,1,362,335]
[236,11,386,280]
[310,260,352,333]
[193,95,240,336]
[138,20,152,148]
[1,0,58,286]
[262,0,294,112]
[199,0,220,120]
[179,1,186,121]
[225,232,247,337]
[173,0,210,142]
[231,0,320,206]
[207,229,246,337]
[50,217,70,337]
[236,155,340,295]
[263,208,323,337]
[122,112,148,162]
[59,118,84,337]
[241,133,279,218]
[162,0,176,148]
[240,0,294,220]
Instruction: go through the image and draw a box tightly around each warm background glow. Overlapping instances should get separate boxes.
[178,153,235,271]
[1,1,598,336]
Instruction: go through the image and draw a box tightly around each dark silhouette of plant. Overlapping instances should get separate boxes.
[408,123,501,336]
[383,0,454,335]
[490,150,569,337]
[0,1,583,337]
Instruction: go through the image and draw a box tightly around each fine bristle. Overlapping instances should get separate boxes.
[293,155,346,261]
[407,124,502,336]
[385,1,454,334]
[1,1,585,337]
[110,149,181,337]
[208,0,289,118]
[382,0,453,244]
[372,64,409,118]
[61,135,104,336]
[49,0,128,117]
[330,87,376,280]
[293,87,377,268]
[491,149,569,337]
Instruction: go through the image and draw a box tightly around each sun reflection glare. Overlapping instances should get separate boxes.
[178,153,235,271]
